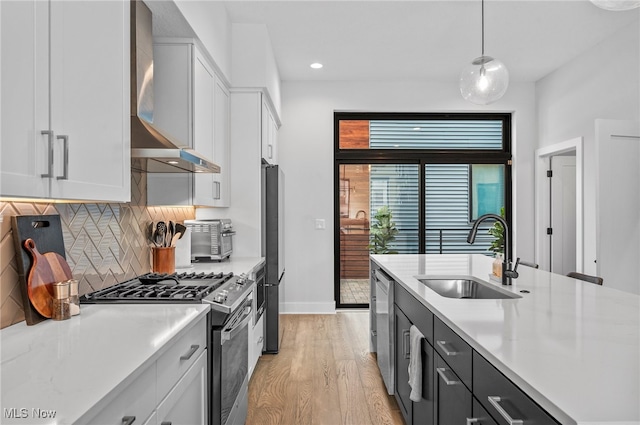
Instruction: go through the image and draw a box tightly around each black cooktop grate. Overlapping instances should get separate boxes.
[80,272,234,303]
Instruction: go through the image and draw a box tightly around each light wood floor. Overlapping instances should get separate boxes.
[246,312,405,425]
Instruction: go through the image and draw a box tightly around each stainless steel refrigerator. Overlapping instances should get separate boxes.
[262,163,284,353]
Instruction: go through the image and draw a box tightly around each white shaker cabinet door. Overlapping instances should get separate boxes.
[0,1,50,198]
[48,0,130,202]
[212,74,230,207]
[156,350,208,425]
[1,0,130,202]
[192,47,216,206]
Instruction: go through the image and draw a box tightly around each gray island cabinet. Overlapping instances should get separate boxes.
[370,254,640,425]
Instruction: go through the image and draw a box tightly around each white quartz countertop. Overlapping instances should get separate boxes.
[371,254,640,425]
[176,256,265,277]
[0,304,209,424]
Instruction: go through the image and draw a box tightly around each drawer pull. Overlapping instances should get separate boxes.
[161,422,172,425]
[437,340,459,356]
[436,367,460,386]
[121,416,135,425]
[488,396,524,425]
[179,344,199,361]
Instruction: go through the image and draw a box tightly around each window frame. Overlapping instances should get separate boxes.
[334,112,513,308]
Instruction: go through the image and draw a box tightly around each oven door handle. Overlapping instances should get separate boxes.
[221,305,252,345]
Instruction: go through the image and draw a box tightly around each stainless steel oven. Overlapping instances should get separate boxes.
[80,271,254,425]
[211,298,252,425]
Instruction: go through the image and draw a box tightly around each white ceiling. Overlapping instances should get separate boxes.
[221,0,639,83]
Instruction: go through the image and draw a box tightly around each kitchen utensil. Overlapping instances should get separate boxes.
[170,232,181,247]
[174,223,187,239]
[147,221,157,246]
[23,238,73,318]
[11,215,68,325]
[155,221,166,247]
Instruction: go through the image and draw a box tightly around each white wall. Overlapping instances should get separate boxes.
[279,80,536,313]
[231,24,282,118]
[174,1,231,82]
[536,20,640,276]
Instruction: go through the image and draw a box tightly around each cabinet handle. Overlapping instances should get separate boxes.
[436,367,460,386]
[161,422,172,425]
[41,130,54,178]
[466,419,479,425]
[56,135,69,180]
[213,181,220,200]
[437,340,459,356]
[402,329,411,359]
[121,416,136,425]
[268,144,273,159]
[179,344,199,360]
[487,396,524,425]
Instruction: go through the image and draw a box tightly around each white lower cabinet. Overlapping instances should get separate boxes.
[84,315,207,425]
[248,314,264,378]
[87,361,156,425]
[156,350,208,425]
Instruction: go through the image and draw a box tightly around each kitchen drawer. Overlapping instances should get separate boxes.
[394,282,433,344]
[434,316,472,390]
[470,397,499,425]
[473,352,560,425]
[157,314,207,402]
[86,361,156,425]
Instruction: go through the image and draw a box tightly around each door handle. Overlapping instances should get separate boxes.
[56,135,69,180]
[41,130,54,178]
[402,329,411,359]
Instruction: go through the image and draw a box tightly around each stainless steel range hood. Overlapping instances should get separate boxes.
[130,0,220,174]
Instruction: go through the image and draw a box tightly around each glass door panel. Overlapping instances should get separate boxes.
[338,163,419,307]
[425,164,505,254]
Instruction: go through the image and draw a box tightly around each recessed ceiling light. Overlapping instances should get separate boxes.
[167,160,179,165]
[310,62,323,69]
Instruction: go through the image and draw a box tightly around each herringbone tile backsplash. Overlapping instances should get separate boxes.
[0,172,195,329]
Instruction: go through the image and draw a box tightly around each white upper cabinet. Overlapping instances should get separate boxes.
[148,39,229,207]
[213,74,230,207]
[261,99,279,165]
[0,0,130,202]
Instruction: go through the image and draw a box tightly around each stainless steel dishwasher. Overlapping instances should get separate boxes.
[374,268,394,395]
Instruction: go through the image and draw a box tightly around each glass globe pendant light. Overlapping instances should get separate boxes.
[459,0,509,105]
[590,0,640,11]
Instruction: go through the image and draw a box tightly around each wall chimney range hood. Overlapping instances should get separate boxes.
[130,0,220,174]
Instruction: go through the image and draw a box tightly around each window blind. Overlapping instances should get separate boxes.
[369,120,503,150]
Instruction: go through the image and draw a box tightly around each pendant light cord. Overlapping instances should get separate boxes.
[481,0,485,57]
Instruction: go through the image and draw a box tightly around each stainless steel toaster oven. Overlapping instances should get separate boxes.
[185,219,235,261]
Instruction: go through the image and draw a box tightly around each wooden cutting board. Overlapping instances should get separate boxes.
[11,214,69,325]
[23,238,73,318]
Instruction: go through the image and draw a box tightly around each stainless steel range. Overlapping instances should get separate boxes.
[80,271,253,425]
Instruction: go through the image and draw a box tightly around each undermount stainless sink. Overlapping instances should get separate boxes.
[414,277,522,299]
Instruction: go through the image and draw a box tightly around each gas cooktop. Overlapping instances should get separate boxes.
[80,271,253,314]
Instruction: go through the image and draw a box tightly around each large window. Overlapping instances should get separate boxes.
[335,113,512,308]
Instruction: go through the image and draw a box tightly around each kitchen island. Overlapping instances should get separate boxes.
[372,254,639,425]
